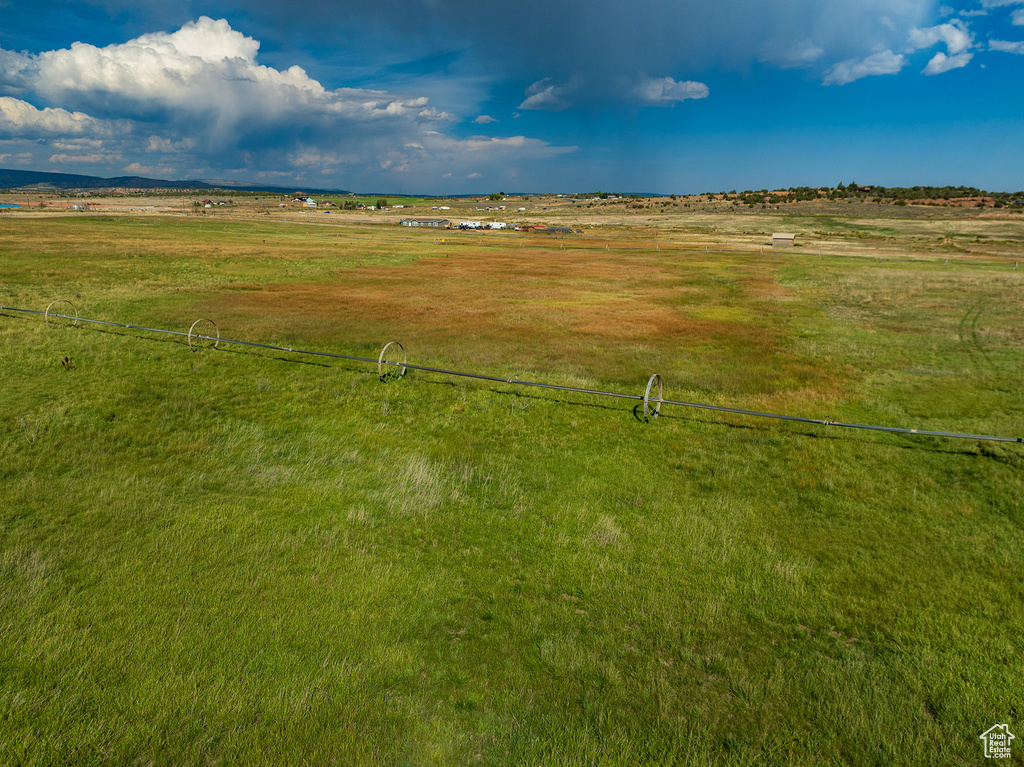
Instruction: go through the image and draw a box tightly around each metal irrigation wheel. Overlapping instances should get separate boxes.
[643,373,663,423]
[378,341,407,382]
[187,318,220,350]
[45,299,78,328]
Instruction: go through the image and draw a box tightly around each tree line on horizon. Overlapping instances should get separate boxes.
[715,183,1024,209]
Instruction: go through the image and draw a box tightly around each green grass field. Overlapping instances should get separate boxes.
[2,214,1022,765]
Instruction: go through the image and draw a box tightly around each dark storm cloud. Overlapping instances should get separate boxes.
[18,0,934,90]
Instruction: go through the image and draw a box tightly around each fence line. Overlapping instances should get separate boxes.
[2,302,1021,445]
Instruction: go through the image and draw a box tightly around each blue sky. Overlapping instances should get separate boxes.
[1,0,1022,194]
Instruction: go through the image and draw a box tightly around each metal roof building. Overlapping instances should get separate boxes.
[400,218,450,228]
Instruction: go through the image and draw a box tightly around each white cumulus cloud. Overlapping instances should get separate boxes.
[822,50,906,85]
[0,16,456,147]
[907,19,975,75]
[631,76,709,106]
[146,136,197,153]
[49,153,124,164]
[0,97,121,137]
[17,18,455,135]
[51,139,103,150]
[0,17,573,190]
[124,162,179,177]
[0,152,35,164]
[909,19,973,55]
[921,50,973,73]
[990,38,1024,52]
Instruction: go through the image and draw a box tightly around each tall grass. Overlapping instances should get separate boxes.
[1,216,1022,765]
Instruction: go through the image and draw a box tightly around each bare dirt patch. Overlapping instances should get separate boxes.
[202,243,833,395]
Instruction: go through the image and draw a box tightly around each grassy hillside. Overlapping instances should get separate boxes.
[1,215,1022,765]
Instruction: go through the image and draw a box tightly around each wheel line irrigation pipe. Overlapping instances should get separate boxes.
[3,301,1021,445]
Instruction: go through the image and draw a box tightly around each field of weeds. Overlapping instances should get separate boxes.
[1,212,1022,765]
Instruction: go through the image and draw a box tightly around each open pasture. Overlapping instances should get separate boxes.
[1,213,1023,764]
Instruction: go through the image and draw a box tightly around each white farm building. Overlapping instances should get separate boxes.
[400,218,450,228]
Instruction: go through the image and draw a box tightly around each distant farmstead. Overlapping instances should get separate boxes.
[400,218,450,228]
[772,233,796,247]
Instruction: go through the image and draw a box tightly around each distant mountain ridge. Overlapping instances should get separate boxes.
[0,168,349,195]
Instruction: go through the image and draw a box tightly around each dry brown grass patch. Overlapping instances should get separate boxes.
[199,244,832,391]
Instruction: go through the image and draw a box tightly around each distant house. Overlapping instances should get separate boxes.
[400,218,450,228]
[772,233,796,247]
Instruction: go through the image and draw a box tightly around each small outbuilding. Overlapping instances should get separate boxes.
[772,233,796,248]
